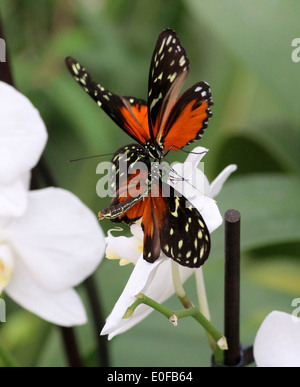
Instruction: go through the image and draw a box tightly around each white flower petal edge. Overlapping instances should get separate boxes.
[101,256,193,340]
[182,146,209,174]
[106,232,141,265]
[0,82,48,185]
[199,196,223,234]
[254,311,300,367]
[6,260,87,327]
[3,188,106,293]
[101,256,162,337]
[170,148,223,232]
[0,244,15,294]
[170,147,210,200]
[0,179,28,217]
[209,165,237,198]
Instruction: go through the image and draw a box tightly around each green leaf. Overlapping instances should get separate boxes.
[215,174,300,252]
[0,344,19,367]
[0,309,51,367]
[246,257,300,296]
[212,124,300,178]
[186,0,300,127]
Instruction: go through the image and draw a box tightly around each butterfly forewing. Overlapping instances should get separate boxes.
[148,29,190,140]
[161,81,213,151]
[65,57,151,144]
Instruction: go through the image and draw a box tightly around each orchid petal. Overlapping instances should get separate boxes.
[198,196,223,234]
[0,244,15,294]
[101,256,193,339]
[106,233,142,265]
[130,223,144,241]
[6,260,87,326]
[3,188,105,292]
[182,147,209,194]
[254,311,300,367]
[0,82,48,185]
[184,146,209,168]
[0,179,28,217]
[209,165,237,198]
[101,256,163,337]
[170,166,206,203]
[171,169,222,233]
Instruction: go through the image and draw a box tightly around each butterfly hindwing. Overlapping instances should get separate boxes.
[65,57,151,144]
[141,179,210,268]
[159,184,211,268]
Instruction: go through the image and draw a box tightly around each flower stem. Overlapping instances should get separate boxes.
[170,262,226,362]
[60,327,83,368]
[195,268,216,351]
[171,260,186,299]
[123,293,171,320]
[171,261,193,309]
[124,293,227,354]
[195,268,211,320]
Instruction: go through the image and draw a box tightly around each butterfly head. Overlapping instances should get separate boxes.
[144,141,164,161]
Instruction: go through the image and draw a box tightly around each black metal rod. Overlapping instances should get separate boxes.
[60,327,83,368]
[224,209,241,366]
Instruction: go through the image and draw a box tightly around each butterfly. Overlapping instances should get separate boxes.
[65,29,213,268]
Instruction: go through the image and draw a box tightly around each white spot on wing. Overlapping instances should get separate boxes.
[166,35,172,46]
[179,55,186,67]
[168,72,177,83]
[159,38,166,54]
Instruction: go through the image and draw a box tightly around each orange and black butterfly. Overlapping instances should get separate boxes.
[65,29,213,268]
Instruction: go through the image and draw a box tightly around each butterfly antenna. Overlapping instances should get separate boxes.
[69,152,116,163]
[160,153,210,199]
[165,145,209,155]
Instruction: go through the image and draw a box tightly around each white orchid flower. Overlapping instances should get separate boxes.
[0,82,47,217]
[0,188,105,327]
[0,82,106,326]
[101,148,237,339]
[254,311,300,367]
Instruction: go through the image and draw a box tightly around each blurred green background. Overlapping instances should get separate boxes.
[0,0,300,367]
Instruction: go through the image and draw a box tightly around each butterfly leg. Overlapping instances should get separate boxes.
[98,193,147,221]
